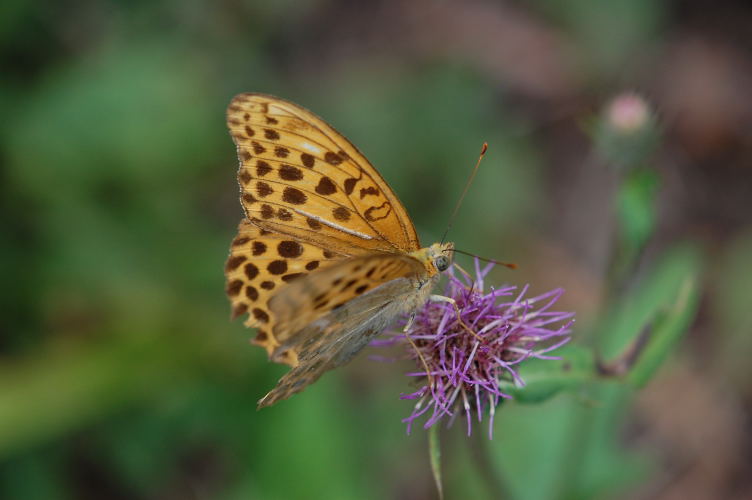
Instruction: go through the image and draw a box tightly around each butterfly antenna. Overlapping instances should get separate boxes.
[451,248,517,269]
[440,142,488,244]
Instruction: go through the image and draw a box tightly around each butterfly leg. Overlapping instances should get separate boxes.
[402,314,435,389]
[429,295,482,340]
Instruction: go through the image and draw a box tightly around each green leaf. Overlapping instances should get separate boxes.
[598,244,702,383]
[627,274,699,386]
[429,425,444,500]
[499,344,595,403]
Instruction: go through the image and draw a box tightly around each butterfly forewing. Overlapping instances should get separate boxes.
[227,93,421,253]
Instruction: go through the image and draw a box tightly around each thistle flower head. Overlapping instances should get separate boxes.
[375,260,574,438]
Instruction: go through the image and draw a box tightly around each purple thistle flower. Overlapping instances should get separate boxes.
[374,259,574,438]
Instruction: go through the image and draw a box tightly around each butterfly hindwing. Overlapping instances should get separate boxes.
[266,253,427,358]
[225,220,346,365]
[258,273,433,408]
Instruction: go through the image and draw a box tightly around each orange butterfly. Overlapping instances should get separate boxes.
[224,94,453,407]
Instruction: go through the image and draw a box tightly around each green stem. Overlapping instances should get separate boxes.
[429,425,444,500]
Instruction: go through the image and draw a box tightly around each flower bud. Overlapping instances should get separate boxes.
[594,92,659,170]
[606,93,651,134]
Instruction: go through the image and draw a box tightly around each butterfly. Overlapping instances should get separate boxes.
[224,93,453,408]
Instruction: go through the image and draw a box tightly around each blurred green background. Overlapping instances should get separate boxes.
[2,1,751,499]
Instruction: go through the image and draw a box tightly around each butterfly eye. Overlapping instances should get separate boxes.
[434,256,449,272]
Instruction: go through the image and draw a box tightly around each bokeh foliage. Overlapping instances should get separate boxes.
[2,1,749,499]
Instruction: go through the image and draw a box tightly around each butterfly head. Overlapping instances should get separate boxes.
[413,242,454,276]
